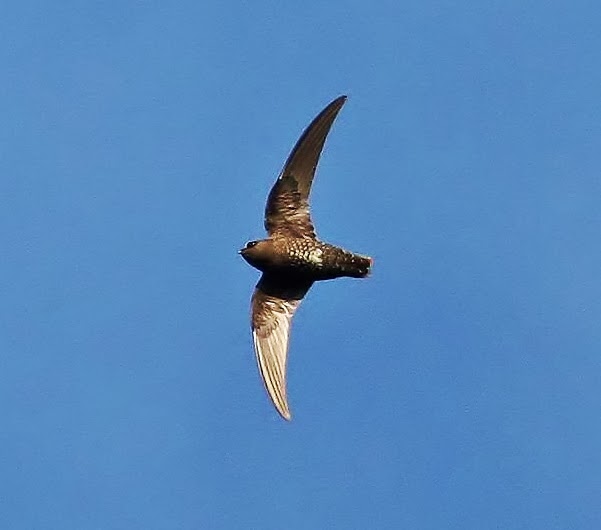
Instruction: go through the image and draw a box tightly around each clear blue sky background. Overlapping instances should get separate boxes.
[2,2,600,529]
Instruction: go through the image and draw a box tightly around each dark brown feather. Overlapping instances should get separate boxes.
[264,96,347,239]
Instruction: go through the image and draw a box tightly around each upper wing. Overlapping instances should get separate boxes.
[251,274,313,420]
[264,95,347,239]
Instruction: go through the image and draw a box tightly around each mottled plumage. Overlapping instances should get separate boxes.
[240,96,372,420]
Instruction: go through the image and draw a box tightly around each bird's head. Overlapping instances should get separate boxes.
[239,239,274,271]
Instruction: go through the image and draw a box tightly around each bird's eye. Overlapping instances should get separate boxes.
[245,241,258,249]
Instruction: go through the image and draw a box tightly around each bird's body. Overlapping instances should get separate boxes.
[240,95,372,420]
[241,237,372,281]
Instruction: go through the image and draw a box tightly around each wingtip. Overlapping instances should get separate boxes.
[319,95,347,117]
[332,94,348,109]
[274,397,292,421]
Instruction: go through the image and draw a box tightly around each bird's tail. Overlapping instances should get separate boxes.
[335,250,373,278]
[318,244,374,279]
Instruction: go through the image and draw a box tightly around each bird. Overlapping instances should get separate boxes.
[239,95,372,420]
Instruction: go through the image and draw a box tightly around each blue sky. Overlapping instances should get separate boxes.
[2,2,601,528]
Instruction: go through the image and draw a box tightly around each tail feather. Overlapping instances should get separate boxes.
[339,252,373,278]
